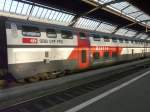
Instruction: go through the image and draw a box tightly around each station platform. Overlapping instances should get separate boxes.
[78,70,150,112]
[0,59,150,112]
[48,68,150,112]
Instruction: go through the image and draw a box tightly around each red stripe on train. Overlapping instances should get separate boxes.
[22,38,38,44]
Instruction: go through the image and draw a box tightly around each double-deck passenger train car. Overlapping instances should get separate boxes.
[0,16,150,80]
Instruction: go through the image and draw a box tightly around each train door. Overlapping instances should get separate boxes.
[132,49,134,56]
[81,50,87,64]
[142,50,144,57]
[77,32,90,69]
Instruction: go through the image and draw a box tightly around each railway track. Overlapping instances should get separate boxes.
[1,61,150,112]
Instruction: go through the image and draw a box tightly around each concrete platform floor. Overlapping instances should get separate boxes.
[48,68,150,112]
[78,70,150,112]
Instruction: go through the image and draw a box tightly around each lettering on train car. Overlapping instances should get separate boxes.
[39,39,63,44]
[22,38,38,44]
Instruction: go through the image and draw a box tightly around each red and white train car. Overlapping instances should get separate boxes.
[0,17,150,80]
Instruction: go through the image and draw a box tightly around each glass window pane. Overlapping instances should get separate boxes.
[48,10,55,20]
[65,15,72,22]
[61,30,73,39]
[104,52,110,58]
[112,38,118,43]
[45,10,52,19]
[110,2,129,11]
[35,7,43,18]
[79,18,85,26]
[137,15,150,21]
[81,50,86,63]
[119,39,124,43]
[68,15,74,23]
[79,32,86,39]
[74,17,100,30]
[96,22,116,33]
[92,34,101,41]
[93,52,100,60]
[32,6,39,17]
[3,0,12,12]
[46,29,57,38]
[124,30,137,37]
[22,26,41,37]
[40,9,48,18]
[10,1,18,13]
[51,11,59,20]
[21,4,30,15]
[16,2,24,14]
[59,13,66,22]
[89,21,95,30]
[62,14,70,22]
[129,11,143,18]
[123,6,138,14]
[96,0,113,4]
[26,5,32,15]
[55,12,63,21]
[115,28,128,35]
[103,35,110,42]
[0,0,5,10]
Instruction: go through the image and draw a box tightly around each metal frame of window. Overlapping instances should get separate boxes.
[0,0,149,41]
[94,0,150,28]
[74,17,100,30]
[0,0,75,26]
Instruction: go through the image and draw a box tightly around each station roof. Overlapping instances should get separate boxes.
[1,0,150,41]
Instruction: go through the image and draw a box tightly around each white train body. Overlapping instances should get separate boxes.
[0,17,149,79]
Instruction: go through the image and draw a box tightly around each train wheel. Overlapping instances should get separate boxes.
[17,79,26,83]
[39,73,51,80]
[27,76,40,82]
[48,72,58,79]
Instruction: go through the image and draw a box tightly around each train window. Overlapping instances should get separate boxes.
[119,39,124,43]
[103,36,110,42]
[125,39,129,43]
[131,40,134,43]
[132,49,134,56]
[112,38,118,43]
[46,29,57,38]
[81,50,86,63]
[128,41,131,43]
[92,34,100,41]
[22,26,41,37]
[93,52,100,60]
[79,32,86,39]
[135,41,138,44]
[104,52,109,58]
[61,30,73,39]
[45,51,49,58]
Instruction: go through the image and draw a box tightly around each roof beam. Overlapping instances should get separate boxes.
[27,3,35,20]
[121,4,131,12]
[69,0,125,26]
[135,13,144,20]
[145,36,150,40]
[94,21,103,31]
[132,32,141,39]
[127,10,141,15]
[83,0,150,31]
[112,19,150,34]
[112,26,121,34]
